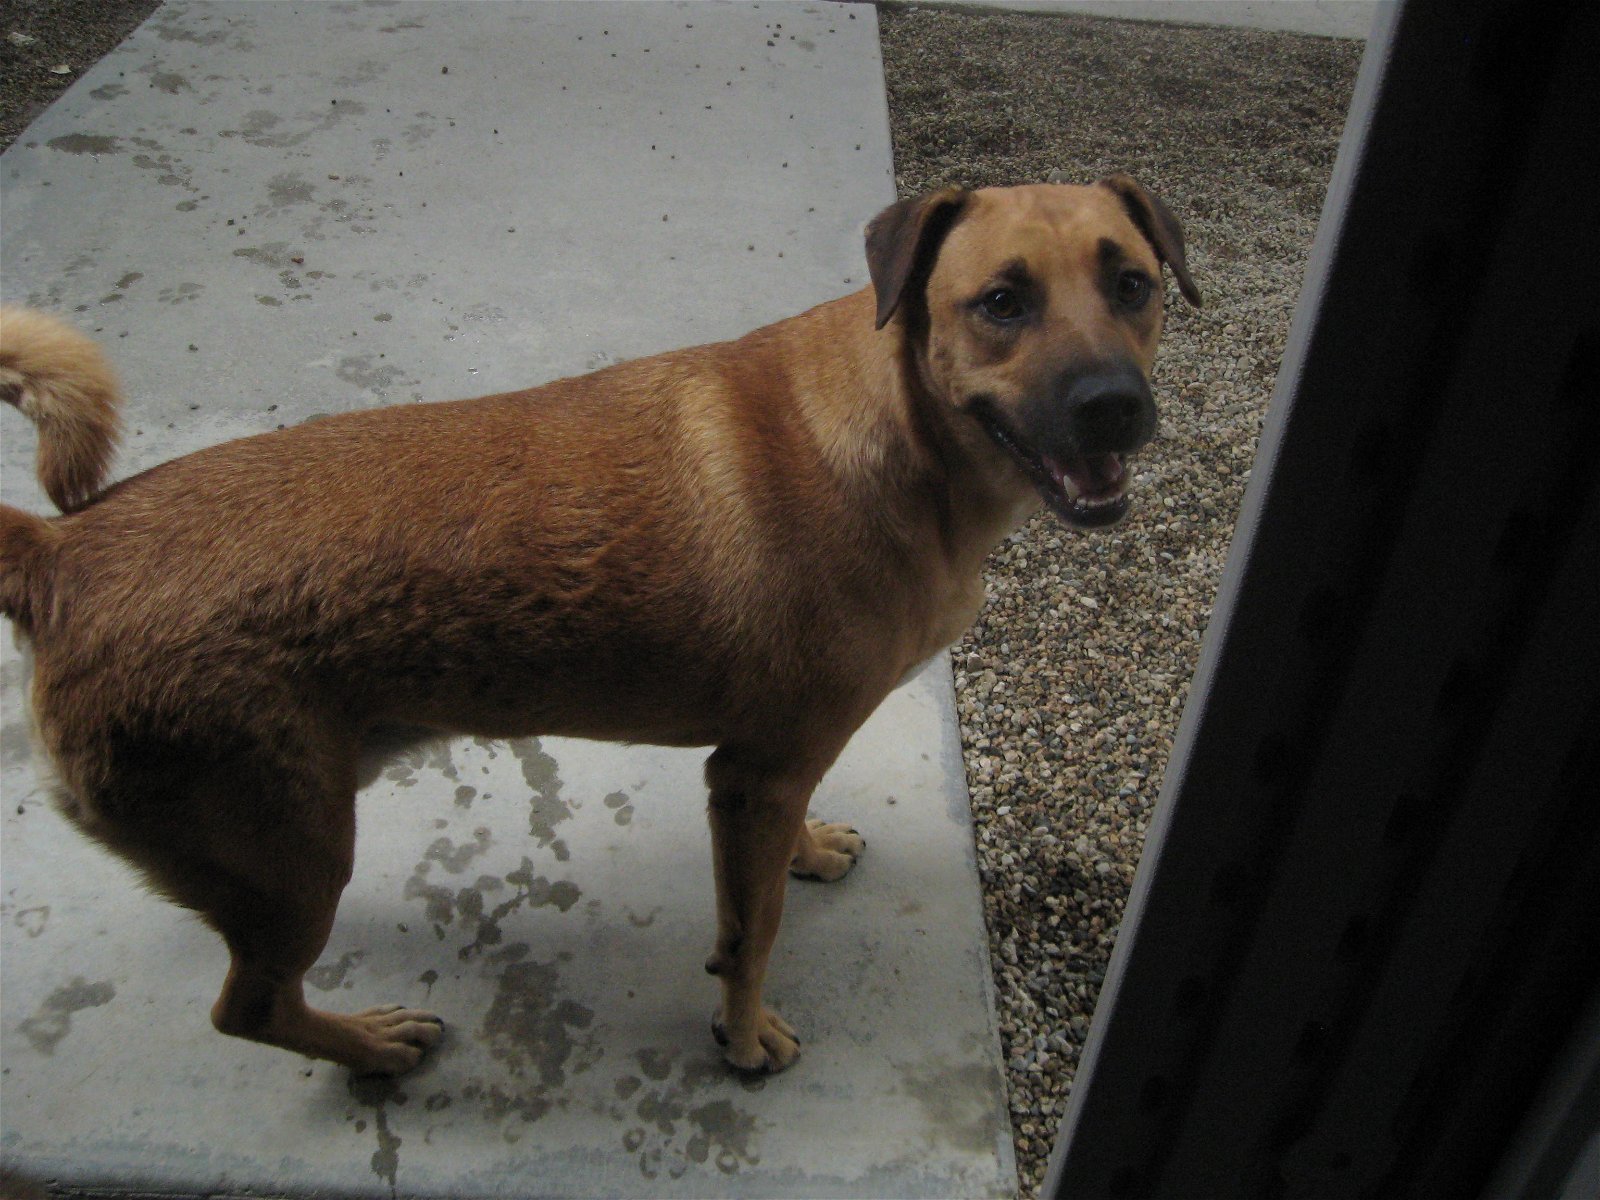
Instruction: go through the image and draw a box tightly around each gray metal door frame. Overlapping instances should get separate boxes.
[1044,0,1600,1194]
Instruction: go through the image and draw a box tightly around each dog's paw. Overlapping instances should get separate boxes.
[713,1006,801,1074]
[348,1004,445,1076]
[790,818,865,882]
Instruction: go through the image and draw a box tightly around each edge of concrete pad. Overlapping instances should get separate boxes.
[888,0,1383,40]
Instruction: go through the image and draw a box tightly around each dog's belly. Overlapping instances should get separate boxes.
[345,630,728,749]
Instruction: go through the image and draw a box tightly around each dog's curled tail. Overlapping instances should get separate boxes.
[1,306,123,511]
[1,307,121,627]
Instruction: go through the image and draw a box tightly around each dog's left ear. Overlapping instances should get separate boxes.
[865,187,970,330]
[1098,174,1202,308]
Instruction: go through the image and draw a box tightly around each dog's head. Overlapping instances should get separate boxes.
[866,178,1200,528]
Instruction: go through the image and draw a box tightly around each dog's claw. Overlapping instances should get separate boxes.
[713,1006,800,1073]
[790,818,865,882]
[345,1004,446,1075]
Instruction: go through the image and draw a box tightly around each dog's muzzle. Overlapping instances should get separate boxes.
[970,364,1158,529]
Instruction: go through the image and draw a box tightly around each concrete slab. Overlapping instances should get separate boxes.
[910,1,1382,40]
[0,3,1014,1196]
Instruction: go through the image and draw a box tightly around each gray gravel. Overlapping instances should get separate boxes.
[0,0,158,152]
[2,3,1361,1195]
[879,4,1361,1193]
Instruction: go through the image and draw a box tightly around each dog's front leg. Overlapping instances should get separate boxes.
[702,743,832,1073]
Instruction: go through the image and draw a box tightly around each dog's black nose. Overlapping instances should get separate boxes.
[1062,365,1157,453]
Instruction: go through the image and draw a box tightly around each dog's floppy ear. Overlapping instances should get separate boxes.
[1098,174,1202,308]
[865,187,970,330]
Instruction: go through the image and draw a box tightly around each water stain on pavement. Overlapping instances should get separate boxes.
[509,737,571,861]
[19,978,116,1055]
[479,957,596,1089]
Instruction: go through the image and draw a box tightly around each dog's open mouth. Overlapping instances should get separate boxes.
[970,401,1132,528]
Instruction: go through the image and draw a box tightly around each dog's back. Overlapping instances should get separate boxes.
[0,304,905,791]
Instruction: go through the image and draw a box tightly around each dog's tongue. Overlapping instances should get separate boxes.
[1053,453,1125,499]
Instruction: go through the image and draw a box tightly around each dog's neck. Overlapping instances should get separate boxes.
[778,288,1041,578]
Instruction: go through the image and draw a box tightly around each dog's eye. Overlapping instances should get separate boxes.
[978,288,1025,323]
[1116,271,1152,309]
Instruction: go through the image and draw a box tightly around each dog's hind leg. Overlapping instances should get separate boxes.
[203,840,444,1076]
[703,742,839,1073]
[78,738,443,1075]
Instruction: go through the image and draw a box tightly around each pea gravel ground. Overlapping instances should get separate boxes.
[878,4,1362,1193]
[2,3,1362,1196]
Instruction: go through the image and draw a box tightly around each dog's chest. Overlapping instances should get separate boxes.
[920,570,988,662]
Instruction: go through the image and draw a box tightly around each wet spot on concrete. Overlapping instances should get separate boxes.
[258,296,283,307]
[461,1080,551,1128]
[402,861,459,928]
[604,790,635,826]
[424,1090,452,1112]
[348,1075,404,1195]
[336,355,409,397]
[115,271,143,290]
[488,940,531,966]
[384,736,458,787]
[266,172,316,208]
[150,71,195,94]
[15,906,50,937]
[620,1055,764,1178]
[479,959,594,1087]
[627,906,661,928]
[159,282,203,305]
[458,858,581,960]
[454,784,477,808]
[637,1089,685,1135]
[335,59,388,87]
[686,1099,761,1174]
[130,150,196,190]
[47,134,121,155]
[233,242,297,270]
[19,977,116,1055]
[637,1047,675,1081]
[424,827,493,873]
[90,83,129,101]
[903,1061,1006,1156]
[226,109,281,144]
[150,17,235,47]
[1,714,33,768]
[463,302,506,324]
[228,99,369,149]
[509,737,570,860]
[306,949,366,992]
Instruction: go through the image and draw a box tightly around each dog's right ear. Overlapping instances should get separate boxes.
[865,188,970,330]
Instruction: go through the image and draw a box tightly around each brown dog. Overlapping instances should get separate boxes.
[0,178,1197,1077]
